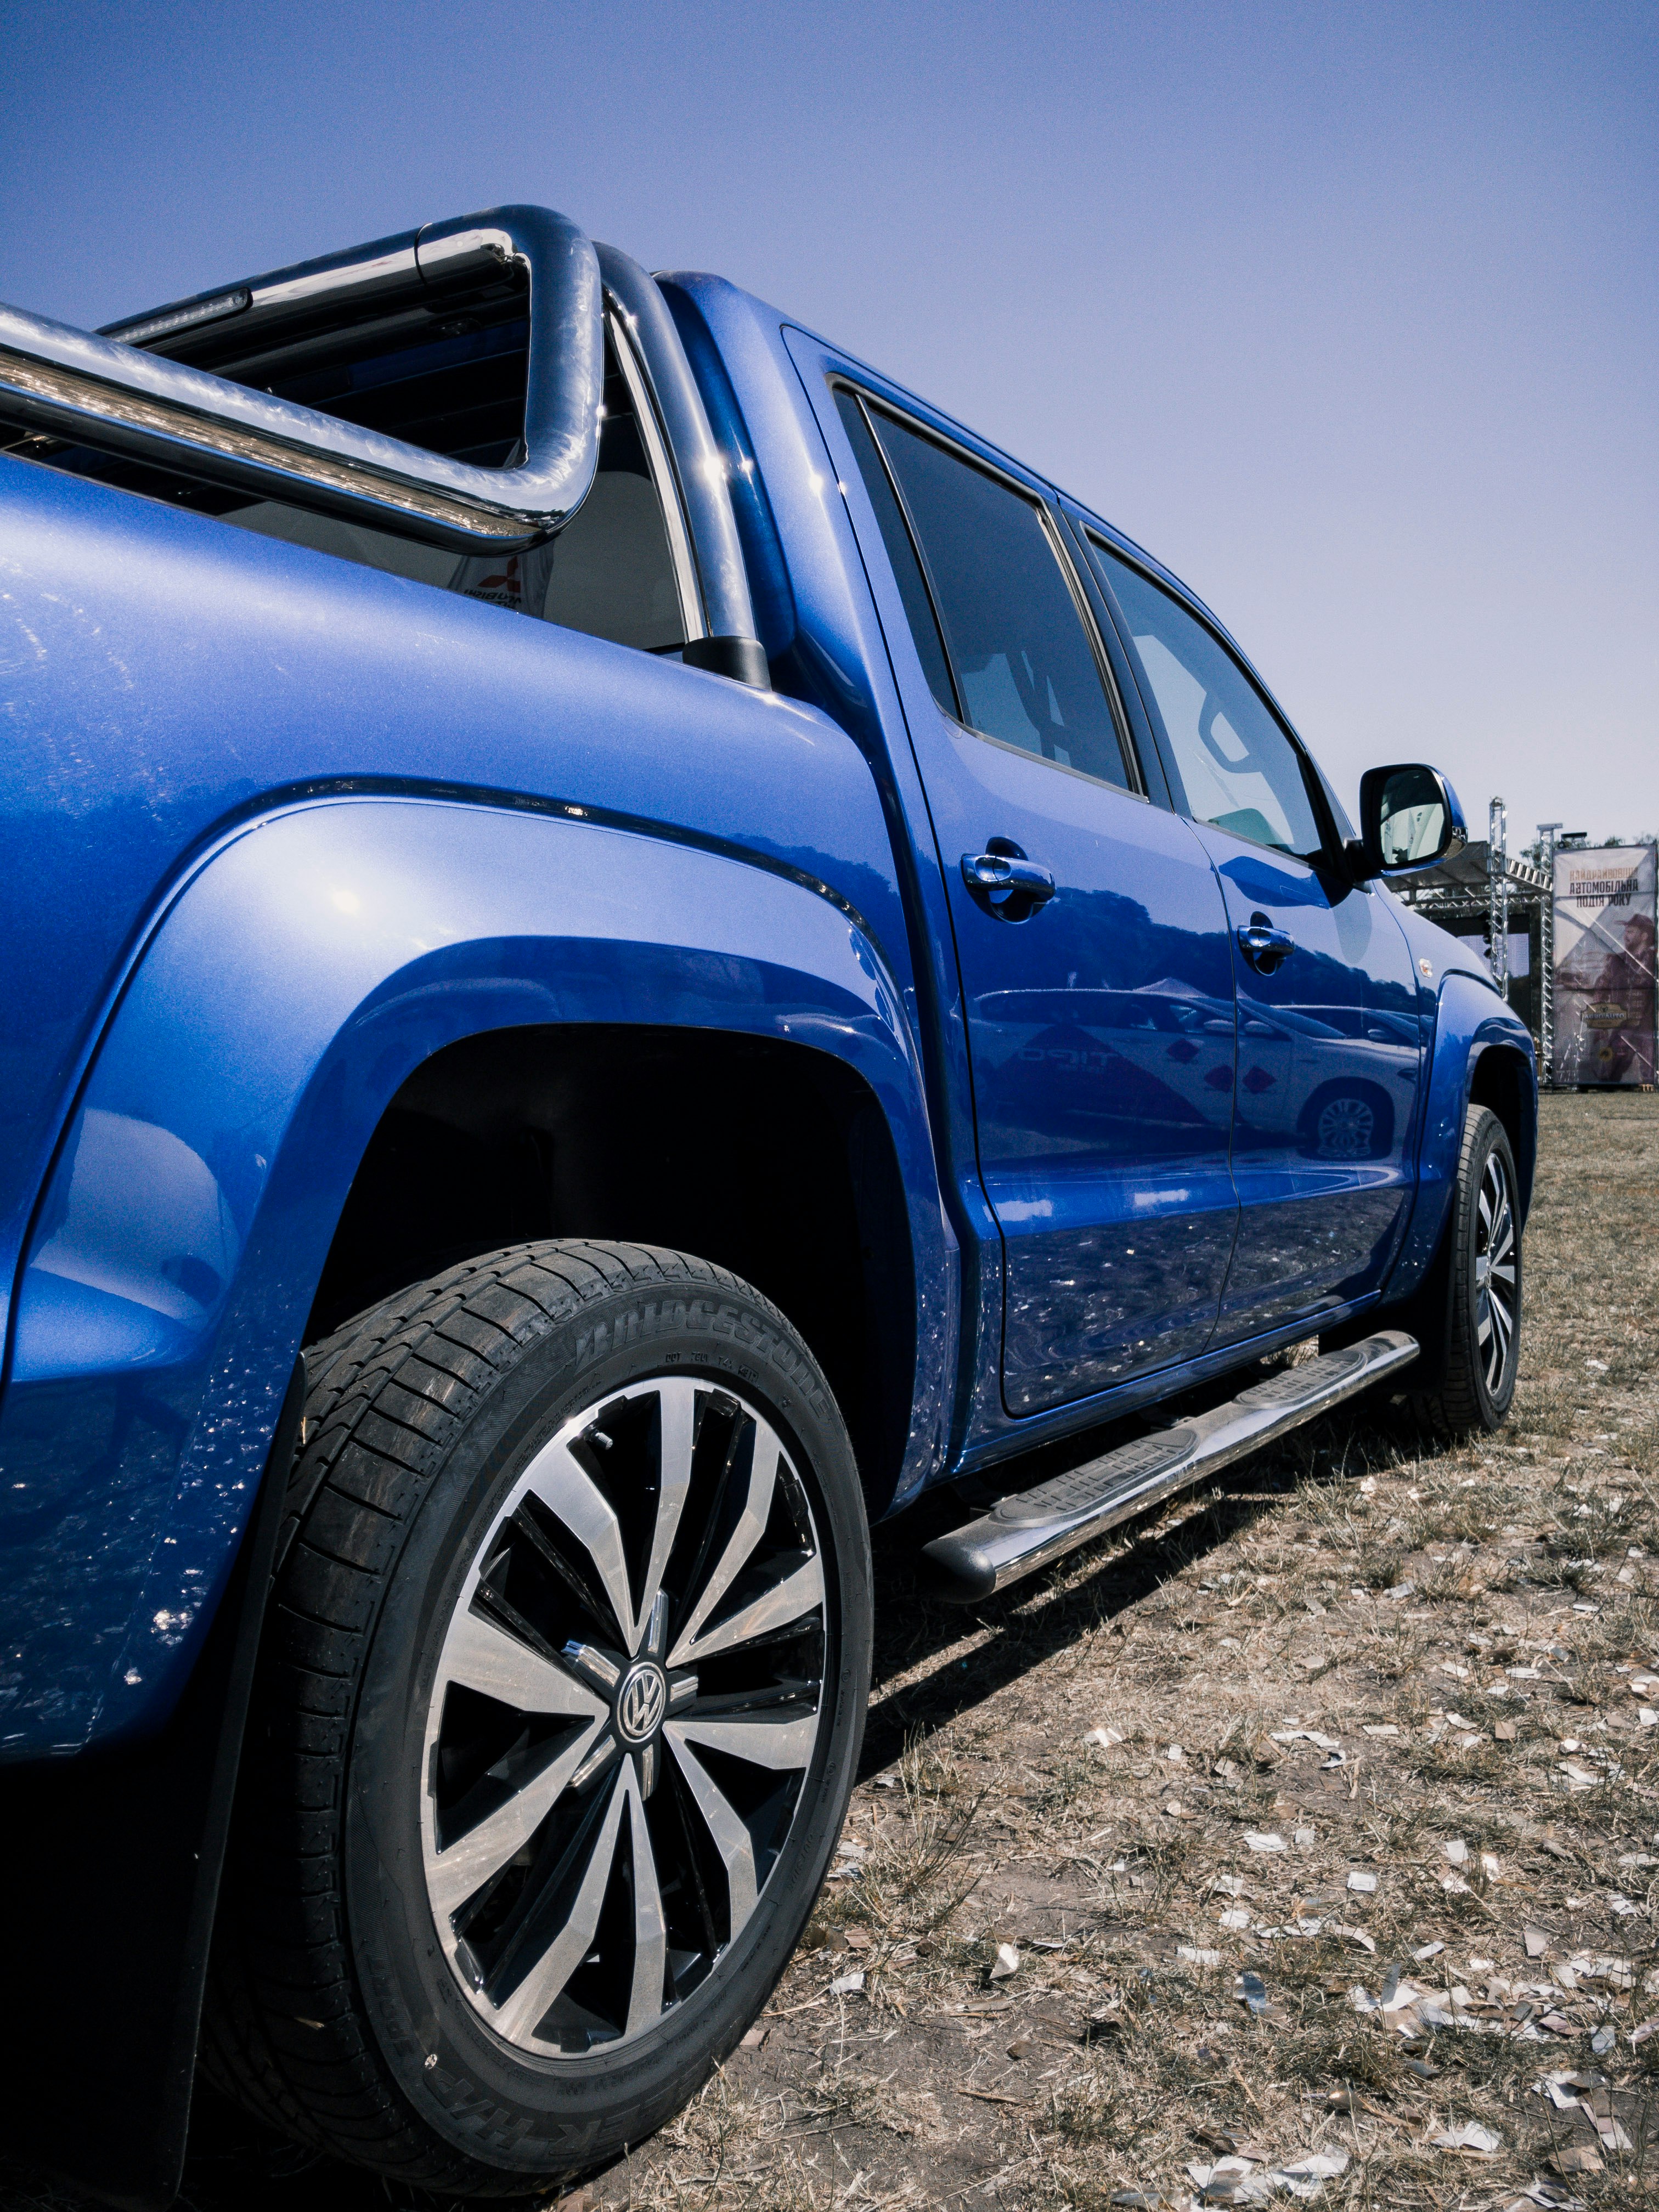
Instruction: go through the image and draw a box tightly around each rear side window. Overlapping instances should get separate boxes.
[1086,535,1323,859]
[834,391,956,715]
[838,391,1132,793]
[2,313,690,655]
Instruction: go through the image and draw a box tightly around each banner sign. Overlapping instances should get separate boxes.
[1552,842,1657,1086]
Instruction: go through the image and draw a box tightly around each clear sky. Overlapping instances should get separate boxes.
[3,0,1654,848]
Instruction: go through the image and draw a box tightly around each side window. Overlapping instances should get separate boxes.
[834,390,956,716]
[3,318,690,655]
[1085,535,1323,858]
[837,390,1133,793]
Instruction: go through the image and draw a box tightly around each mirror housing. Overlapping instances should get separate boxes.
[0,205,602,551]
[1355,763,1468,879]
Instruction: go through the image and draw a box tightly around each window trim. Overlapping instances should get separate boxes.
[831,379,1148,803]
[1077,522,1342,866]
[594,244,765,669]
[831,381,961,721]
[605,306,704,646]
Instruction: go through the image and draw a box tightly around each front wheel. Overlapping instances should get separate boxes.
[1412,1105,1523,1435]
[202,1242,872,2194]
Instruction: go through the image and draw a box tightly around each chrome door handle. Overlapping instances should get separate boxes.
[1237,913,1294,973]
[961,848,1057,917]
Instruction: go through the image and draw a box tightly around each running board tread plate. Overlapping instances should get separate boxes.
[923,1329,1418,1602]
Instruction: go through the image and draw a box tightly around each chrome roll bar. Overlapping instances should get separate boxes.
[595,243,761,675]
[0,206,602,551]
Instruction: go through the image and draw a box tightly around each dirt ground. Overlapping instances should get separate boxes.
[8,1090,1658,2212]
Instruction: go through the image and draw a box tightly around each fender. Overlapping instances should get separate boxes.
[0,1362,301,2210]
[0,453,924,1358]
[1384,967,1537,1307]
[0,796,955,1760]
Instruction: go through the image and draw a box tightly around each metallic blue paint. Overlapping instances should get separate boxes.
[893,729,1244,1415]
[667,287,998,1457]
[0,258,1536,1770]
[775,332,1245,1411]
[0,797,948,1753]
[968,860,1242,1412]
[764,308,1533,1463]
[0,448,917,1340]
[0,454,950,1755]
[1384,966,1537,1306]
[1193,826,1423,1339]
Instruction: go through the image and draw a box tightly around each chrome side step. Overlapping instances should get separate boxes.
[923,1329,1418,1602]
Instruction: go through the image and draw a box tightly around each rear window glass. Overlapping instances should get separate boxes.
[1,306,688,654]
[840,394,1131,793]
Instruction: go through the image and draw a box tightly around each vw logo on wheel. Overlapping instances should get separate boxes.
[615,1661,668,1744]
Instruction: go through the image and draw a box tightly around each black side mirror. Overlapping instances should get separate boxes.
[1356,763,1468,879]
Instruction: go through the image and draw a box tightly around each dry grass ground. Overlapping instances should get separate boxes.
[4,1091,1655,2212]
[584,1091,1659,2211]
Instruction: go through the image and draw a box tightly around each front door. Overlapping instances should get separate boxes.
[1082,534,1422,1339]
[1195,828,1423,1335]
[832,391,1240,1414]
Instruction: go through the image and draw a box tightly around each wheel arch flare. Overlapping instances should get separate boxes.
[0,794,953,1760]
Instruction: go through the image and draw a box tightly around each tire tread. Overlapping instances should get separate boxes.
[1409,1104,1519,1439]
[202,1239,817,2192]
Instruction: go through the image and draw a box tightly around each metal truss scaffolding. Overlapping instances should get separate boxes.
[1394,800,1555,1076]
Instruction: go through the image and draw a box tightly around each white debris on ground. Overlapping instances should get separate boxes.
[546,1098,1659,2212]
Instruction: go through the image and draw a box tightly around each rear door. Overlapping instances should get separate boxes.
[831,390,1240,1414]
[1081,532,1421,1340]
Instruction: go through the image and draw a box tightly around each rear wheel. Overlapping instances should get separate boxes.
[1410,1105,1522,1435]
[202,1241,871,2194]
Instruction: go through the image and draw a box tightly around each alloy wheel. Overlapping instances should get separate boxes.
[419,1377,826,2057]
[1473,1148,1517,1395]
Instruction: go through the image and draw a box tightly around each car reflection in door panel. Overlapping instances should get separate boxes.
[983,982,1238,1152]
[1298,1078,1395,1161]
[1233,998,1414,1163]
[977,977,1240,1406]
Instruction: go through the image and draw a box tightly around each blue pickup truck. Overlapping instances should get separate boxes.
[0,205,1534,2203]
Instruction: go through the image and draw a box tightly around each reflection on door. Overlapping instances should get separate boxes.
[943,748,1242,1412]
[1193,828,1422,1338]
[821,375,1244,1415]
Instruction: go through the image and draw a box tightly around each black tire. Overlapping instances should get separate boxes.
[1409,1105,1522,1436]
[201,1240,871,2194]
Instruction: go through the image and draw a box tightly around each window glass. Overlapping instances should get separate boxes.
[1087,537,1322,857]
[2,320,686,653]
[853,405,1131,792]
[834,390,956,717]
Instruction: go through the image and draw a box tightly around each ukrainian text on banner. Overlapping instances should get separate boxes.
[1551,842,1657,1086]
